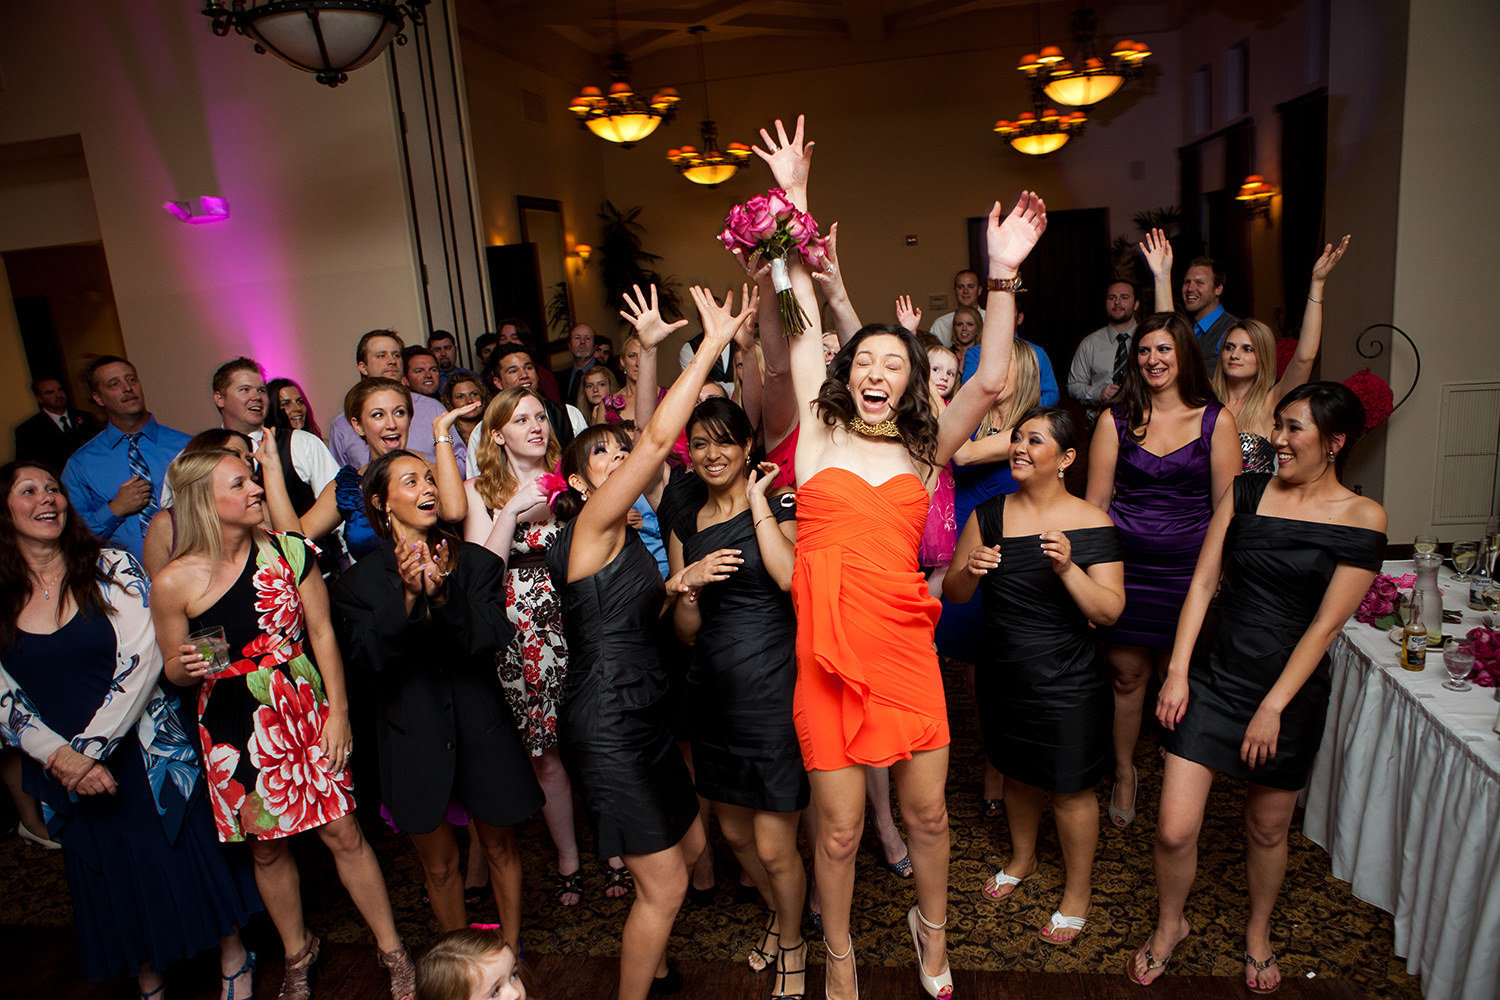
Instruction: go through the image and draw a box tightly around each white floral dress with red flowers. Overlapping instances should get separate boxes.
[190,532,354,842]
[500,516,569,756]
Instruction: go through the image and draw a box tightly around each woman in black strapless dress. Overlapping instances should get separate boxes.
[668,397,807,997]
[545,284,753,1000]
[1130,384,1387,993]
[945,407,1124,945]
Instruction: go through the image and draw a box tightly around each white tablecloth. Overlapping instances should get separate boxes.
[1303,562,1500,1000]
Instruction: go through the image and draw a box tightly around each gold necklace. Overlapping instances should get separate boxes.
[846,416,901,439]
[32,569,64,600]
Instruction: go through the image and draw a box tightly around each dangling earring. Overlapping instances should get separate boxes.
[1327,450,1335,463]
[1058,467,1066,479]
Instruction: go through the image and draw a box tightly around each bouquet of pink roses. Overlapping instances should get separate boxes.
[719,187,824,338]
[1356,572,1415,628]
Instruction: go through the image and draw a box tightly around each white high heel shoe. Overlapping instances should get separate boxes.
[824,938,858,1000]
[906,906,953,999]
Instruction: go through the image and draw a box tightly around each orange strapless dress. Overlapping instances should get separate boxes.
[792,467,948,770]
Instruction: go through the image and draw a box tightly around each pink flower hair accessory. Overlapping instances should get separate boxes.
[538,470,570,507]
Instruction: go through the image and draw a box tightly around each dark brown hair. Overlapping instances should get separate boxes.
[265,377,322,439]
[1275,381,1366,475]
[1111,312,1218,444]
[815,324,939,471]
[360,449,461,554]
[0,462,115,648]
[554,423,633,522]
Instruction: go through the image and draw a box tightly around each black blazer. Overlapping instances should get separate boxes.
[333,541,543,832]
[14,410,99,470]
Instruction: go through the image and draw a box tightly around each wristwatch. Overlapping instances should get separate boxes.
[987,275,1025,293]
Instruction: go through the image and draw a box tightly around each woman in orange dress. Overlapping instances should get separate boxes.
[755,114,1048,1000]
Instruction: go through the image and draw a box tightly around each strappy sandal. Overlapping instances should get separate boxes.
[879,852,915,879]
[554,868,583,907]
[1125,924,1191,987]
[747,913,778,972]
[603,863,634,898]
[278,932,320,1000]
[907,906,953,999]
[773,940,807,1000]
[378,943,416,1000]
[1244,952,1280,995]
[1109,765,1138,828]
[138,986,165,1000]
[221,950,257,1000]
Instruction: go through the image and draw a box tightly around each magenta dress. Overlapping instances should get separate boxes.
[1100,402,1224,648]
[918,463,957,568]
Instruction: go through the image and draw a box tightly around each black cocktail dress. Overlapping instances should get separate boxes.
[972,495,1123,792]
[1163,474,1386,789]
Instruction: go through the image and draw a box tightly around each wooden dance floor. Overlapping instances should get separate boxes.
[4,930,1365,999]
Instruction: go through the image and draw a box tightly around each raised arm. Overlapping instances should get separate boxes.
[937,193,1047,465]
[571,287,752,579]
[1138,227,1175,313]
[810,224,862,343]
[753,115,814,213]
[253,433,310,534]
[433,402,482,522]
[623,284,688,428]
[895,295,923,334]
[734,249,797,448]
[1275,235,1350,401]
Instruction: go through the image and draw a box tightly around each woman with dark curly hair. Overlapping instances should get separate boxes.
[757,112,1048,1000]
[265,377,321,440]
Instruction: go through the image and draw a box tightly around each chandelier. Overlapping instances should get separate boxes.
[202,0,429,88]
[665,27,751,187]
[567,3,680,147]
[1018,7,1149,108]
[994,101,1087,156]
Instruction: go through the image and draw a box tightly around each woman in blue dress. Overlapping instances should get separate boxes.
[0,461,261,1000]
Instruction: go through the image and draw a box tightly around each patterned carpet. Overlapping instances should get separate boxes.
[0,658,1422,997]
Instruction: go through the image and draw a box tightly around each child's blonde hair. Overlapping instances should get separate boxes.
[416,928,515,1000]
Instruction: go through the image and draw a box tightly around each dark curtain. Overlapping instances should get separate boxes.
[1279,89,1329,335]
[484,243,545,355]
[968,208,1111,387]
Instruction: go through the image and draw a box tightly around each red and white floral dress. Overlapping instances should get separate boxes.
[190,532,354,842]
[500,516,569,757]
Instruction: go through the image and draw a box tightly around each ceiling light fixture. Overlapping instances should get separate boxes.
[666,27,751,187]
[202,0,430,88]
[1017,6,1149,108]
[567,1,679,147]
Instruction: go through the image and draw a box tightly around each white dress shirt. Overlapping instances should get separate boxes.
[1067,321,1138,405]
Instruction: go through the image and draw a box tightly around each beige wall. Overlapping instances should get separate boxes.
[1385,0,1500,539]
[0,1,424,438]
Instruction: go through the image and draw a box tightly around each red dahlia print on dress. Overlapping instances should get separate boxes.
[246,671,353,834]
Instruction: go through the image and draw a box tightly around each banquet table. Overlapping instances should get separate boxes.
[1303,560,1499,1000]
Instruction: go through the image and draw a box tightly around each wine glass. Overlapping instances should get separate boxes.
[1442,642,1475,692]
[1453,540,1479,582]
[1414,534,1438,556]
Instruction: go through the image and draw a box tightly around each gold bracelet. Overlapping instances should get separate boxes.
[755,515,776,528]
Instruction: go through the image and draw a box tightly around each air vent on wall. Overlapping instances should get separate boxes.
[1433,382,1500,524]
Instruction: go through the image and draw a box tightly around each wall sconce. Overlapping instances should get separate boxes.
[163,196,230,224]
[571,243,593,267]
[1235,175,1276,220]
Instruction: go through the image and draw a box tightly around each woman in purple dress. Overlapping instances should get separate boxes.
[1084,313,1240,830]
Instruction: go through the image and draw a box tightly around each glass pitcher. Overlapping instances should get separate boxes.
[1413,551,1444,649]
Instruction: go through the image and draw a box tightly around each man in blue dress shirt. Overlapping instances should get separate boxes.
[1182,256,1239,377]
[61,356,191,562]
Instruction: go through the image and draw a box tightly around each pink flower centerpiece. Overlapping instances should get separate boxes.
[1463,626,1500,687]
[1356,572,1415,628]
[719,187,825,337]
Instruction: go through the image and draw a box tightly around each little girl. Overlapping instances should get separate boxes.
[417,928,525,1000]
[919,336,960,595]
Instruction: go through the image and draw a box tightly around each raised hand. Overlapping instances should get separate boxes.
[895,294,922,332]
[253,429,283,477]
[620,284,689,350]
[435,399,482,437]
[1137,227,1173,279]
[752,115,814,202]
[987,191,1048,275]
[746,461,779,504]
[732,246,774,285]
[1310,234,1351,283]
[690,284,756,353]
[810,222,847,301]
[396,540,427,596]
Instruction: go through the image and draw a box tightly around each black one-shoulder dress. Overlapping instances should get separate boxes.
[676,493,807,812]
[546,521,698,858]
[1163,474,1386,790]
[973,495,1123,793]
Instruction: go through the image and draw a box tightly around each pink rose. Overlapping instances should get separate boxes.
[785,210,815,244]
[741,202,776,241]
[765,188,795,220]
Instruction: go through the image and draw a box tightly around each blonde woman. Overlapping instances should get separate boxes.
[461,387,592,905]
[1212,239,1349,471]
[151,448,412,1000]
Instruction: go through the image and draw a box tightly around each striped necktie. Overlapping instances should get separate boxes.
[1110,332,1131,385]
[125,433,159,529]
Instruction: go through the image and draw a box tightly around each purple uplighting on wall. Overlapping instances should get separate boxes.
[163,195,230,224]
